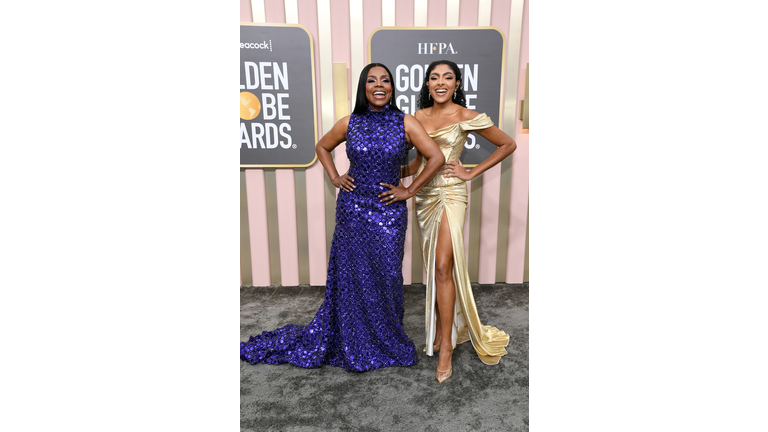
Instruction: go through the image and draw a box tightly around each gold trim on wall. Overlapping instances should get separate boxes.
[495,158,513,282]
[522,63,529,130]
[324,63,351,258]
[316,0,338,259]
[264,169,281,285]
[294,168,310,284]
[240,171,253,286]
[467,179,483,282]
[333,63,350,120]
[324,176,336,259]
[411,206,423,284]
[523,196,529,283]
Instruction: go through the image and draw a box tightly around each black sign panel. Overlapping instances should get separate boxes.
[370,28,506,166]
[240,24,317,167]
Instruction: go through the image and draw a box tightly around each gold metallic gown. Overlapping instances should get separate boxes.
[413,113,510,365]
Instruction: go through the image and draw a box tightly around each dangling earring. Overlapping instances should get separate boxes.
[428,92,431,100]
[453,89,457,100]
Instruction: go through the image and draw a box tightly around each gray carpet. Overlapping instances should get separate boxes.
[240,283,528,432]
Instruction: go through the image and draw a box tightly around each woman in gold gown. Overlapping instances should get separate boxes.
[404,60,517,383]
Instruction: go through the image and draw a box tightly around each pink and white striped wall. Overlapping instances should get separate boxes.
[240,0,529,287]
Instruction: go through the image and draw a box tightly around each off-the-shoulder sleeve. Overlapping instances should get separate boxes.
[458,113,494,131]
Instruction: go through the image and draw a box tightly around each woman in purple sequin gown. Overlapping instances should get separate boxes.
[240,63,444,372]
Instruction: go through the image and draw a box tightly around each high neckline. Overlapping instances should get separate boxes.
[367,104,390,114]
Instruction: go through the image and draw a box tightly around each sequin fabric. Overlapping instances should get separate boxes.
[240,105,417,372]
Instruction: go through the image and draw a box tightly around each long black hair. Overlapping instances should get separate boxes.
[416,60,467,109]
[352,63,403,115]
[350,63,411,181]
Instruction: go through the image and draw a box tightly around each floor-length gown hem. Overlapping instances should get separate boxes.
[240,105,417,372]
[415,113,510,365]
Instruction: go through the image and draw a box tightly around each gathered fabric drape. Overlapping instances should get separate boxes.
[414,114,510,365]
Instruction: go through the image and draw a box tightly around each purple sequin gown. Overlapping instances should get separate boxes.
[240,105,418,372]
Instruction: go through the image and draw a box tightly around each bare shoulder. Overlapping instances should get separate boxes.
[414,107,433,121]
[404,113,430,135]
[319,115,352,148]
[328,115,351,136]
[460,108,481,121]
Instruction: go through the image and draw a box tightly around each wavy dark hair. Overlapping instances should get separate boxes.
[352,63,403,115]
[417,60,467,109]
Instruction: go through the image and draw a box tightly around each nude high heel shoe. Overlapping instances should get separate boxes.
[436,368,452,383]
[436,345,453,383]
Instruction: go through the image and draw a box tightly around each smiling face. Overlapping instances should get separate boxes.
[428,63,461,104]
[365,66,393,110]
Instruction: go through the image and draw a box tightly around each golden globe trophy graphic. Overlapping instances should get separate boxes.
[240,92,261,121]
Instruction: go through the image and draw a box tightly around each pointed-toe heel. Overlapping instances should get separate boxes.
[436,368,452,383]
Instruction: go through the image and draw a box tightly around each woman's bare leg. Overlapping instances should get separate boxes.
[434,210,455,379]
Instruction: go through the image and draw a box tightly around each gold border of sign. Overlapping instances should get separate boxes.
[368,26,508,168]
[240,22,319,169]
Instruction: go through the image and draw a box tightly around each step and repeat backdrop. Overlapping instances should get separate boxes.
[240,0,529,288]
